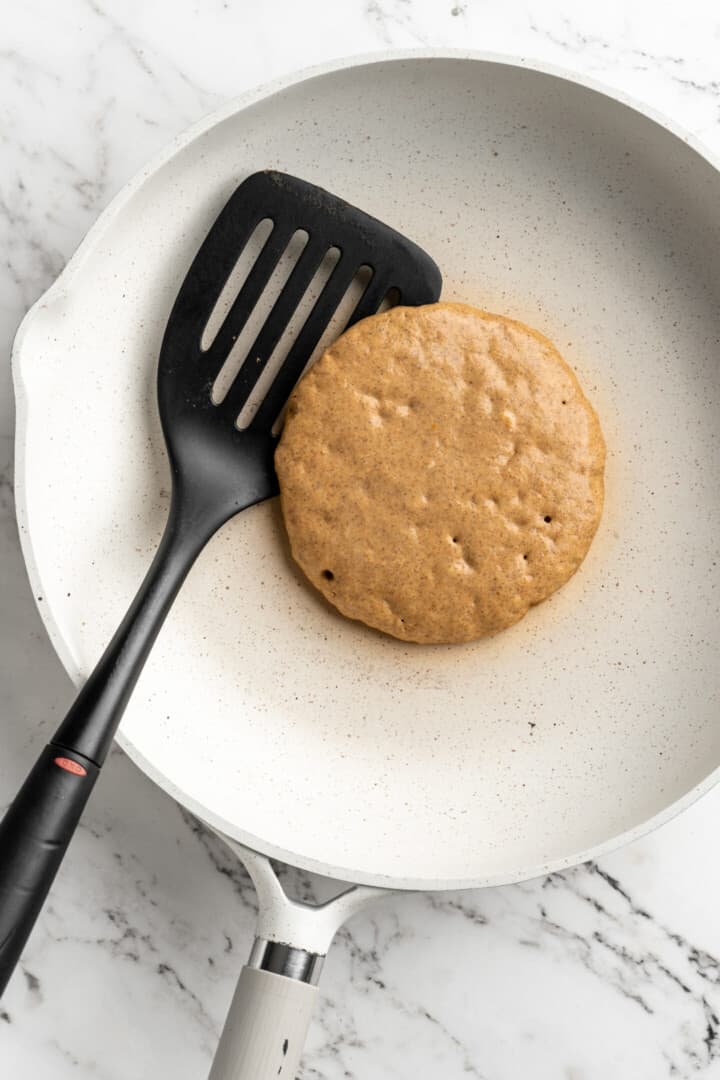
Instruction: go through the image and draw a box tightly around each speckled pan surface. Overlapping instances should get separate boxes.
[13,52,720,889]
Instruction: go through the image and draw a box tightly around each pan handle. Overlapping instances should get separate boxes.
[207,834,388,1080]
[208,964,317,1080]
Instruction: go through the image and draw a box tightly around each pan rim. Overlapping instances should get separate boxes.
[12,47,720,891]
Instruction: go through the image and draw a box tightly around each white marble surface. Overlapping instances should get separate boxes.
[2,2,720,1077]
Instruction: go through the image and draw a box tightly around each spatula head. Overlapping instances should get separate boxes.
[158,170,442,515]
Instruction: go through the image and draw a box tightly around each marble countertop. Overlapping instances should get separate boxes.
[2,2,720,1078]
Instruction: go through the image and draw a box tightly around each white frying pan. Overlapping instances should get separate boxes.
[13,51,720,1078]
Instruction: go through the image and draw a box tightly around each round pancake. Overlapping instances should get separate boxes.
[275,302,606,644]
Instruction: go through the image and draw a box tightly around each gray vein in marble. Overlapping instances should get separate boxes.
[22,968,41,997]
[341,908,408,989]
[0,2,222,335]
[48,1039,83,1069]
[306,906,489,1080]
[408,1002,487,1080]
[85,0,156,82]
[299,994,366,1080]
[0,47,63,100]
[177,807,259,914]
[82,0,219,113]
[538,865,719,1074]
[43,896,219,1039]
[528,15,720,97]
[365,0,428,46]
[425,890,488,927]
[0,449,15,517]
[0,187,66,313]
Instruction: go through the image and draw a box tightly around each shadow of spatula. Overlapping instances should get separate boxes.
[0,170,442,994]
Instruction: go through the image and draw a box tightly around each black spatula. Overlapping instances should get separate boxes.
[0,171,442,994]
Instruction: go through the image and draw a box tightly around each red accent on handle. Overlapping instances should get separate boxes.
[53,757,87,777]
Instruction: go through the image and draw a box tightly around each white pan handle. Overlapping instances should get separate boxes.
[207,832,390,1080]
[208,966,316,1080]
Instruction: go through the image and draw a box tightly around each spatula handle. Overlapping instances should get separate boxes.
[52,492,208,765]
[0,493,209,998]
[0,745,99,990]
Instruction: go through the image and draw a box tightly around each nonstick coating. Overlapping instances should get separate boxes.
[14,53,720,888]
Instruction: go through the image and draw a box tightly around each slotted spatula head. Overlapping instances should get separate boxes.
[158,171,442,526]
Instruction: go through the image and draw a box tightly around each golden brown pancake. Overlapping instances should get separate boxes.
[276,302,605,644]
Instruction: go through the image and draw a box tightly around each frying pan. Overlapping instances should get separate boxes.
[12,50,720,1077]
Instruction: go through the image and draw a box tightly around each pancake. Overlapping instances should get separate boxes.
[275,302,606,644]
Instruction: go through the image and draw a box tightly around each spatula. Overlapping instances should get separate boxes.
[0,170,442,994]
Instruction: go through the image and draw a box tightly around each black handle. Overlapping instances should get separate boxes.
[0,745,99,992]
[0,491,213,998]
[52,492,208,765]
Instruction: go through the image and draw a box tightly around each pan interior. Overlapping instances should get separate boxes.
[17,57,720,888]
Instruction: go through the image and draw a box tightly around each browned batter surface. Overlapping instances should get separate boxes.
[276,302,606,644]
